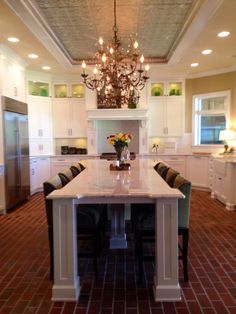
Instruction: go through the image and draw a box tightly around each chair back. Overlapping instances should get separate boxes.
[173,175,191,228]
[165,168,179,187]
[157,165,169,178]
[43,175,63,225]
[78,162,85,171]
[43,175,63,280]
[154,161,166,171]
[58,168,74,186]
[70,163,85,177]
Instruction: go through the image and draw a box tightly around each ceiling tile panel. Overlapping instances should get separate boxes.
[33,0,196,61]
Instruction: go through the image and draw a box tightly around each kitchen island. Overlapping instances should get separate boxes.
[47,159,183,302]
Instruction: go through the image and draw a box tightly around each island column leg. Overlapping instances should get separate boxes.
[52,199,80,301]
[153,198,181,301]
[110,204,127,249]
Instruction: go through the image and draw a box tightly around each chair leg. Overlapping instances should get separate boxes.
[48,227,54,280]
[134,226,139,261]
[137,232,144,283]
[93,233,98,279]
[182,229,189,282]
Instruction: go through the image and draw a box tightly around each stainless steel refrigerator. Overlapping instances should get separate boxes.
[2,96,30,212]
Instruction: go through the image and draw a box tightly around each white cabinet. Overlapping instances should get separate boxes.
[161,156,186,177]
[30,157,51,194]
[28,96,52,139]
[0,52,26,102]
[208,157,214,190]
[149,96,184,137]
[211,159,236,210]
[28,97,53,156]
[186,156,209,189]
[29,139,53,156]
[52,99,87,138]
[37,157,51,188]
[30,158,38,195]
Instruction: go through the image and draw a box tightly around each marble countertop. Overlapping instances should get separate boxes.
[47,159,183,200]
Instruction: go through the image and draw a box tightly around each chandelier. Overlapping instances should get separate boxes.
[81,0,149,108]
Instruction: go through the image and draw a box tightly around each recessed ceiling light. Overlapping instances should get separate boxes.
[217,31,230,38]
[7,37,19,43]
[202,49,212,55]
[190,63,199,67]
[28,54,38,59]
[42,66,51,70]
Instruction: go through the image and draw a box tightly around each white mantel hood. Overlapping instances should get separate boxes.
[86,108,148,120]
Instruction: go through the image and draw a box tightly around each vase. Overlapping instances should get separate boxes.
[114,144,125,164]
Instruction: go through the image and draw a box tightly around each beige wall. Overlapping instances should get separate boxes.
[185,71,236,132]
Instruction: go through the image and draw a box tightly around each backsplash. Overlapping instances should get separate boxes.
[96,120,140,154]
[55,138,87,155]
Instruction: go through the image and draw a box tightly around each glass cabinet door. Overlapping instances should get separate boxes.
[54,84,67,98]
[151,83,164,96]
[28,81,49,97]
[71,83,85,98]
[168,82,182,96]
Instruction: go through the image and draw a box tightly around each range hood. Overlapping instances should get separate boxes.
[86,108,149,155]
[86,108,148,120]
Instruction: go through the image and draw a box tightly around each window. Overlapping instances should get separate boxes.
[193,91,230,145]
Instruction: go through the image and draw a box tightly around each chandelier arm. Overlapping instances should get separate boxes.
[80,0,149,108]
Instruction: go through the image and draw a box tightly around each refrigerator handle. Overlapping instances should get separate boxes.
[15,129,21,188]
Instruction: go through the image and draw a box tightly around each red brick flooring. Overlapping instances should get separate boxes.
[0,190,235,314]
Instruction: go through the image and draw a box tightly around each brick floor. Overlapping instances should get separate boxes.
[0,190,235,313]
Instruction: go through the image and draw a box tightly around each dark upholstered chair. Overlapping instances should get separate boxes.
[165,167,179,186]
[57,168,103,278]
[154,161,165,172]
[70,163,85,177]
[174,175,191,282]
[133,174,191,282]
[43,175,63,280]
[58,168,74,185]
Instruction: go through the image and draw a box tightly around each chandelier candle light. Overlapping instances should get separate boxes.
[81,0,149,108]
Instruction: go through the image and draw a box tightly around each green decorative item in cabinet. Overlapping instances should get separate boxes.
[28,81,49,97]
[169,82,182,96]
[40,88,48,97]
[151,83,164,96]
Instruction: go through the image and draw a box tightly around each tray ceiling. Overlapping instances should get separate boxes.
[5,0,202,65]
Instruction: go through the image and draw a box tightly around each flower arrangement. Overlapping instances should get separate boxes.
[107,132,133,147]
[107,132,133,163]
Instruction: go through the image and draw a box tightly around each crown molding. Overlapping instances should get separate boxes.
[5,0,73,68]
[186,65,236,79]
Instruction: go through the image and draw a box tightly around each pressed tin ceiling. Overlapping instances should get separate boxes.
[8,0,202,65]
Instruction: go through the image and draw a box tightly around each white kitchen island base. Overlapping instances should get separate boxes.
[48,159,183,302]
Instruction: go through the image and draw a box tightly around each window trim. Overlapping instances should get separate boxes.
[192,90,231,146]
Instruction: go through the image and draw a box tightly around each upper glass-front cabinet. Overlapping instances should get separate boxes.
[28,81,49,97]
[53,83,85,98]
[54,84,67,98]
[151,83,164,96]
[168,82,182,96]
[151,81,183,97]
[71,84,85,98]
